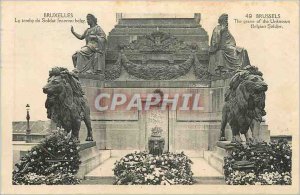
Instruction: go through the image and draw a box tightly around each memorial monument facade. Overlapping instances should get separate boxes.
[75,13,270,157]
[7,1,296,188]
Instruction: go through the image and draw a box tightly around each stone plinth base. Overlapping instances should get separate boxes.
[13,133,48,142]
[25,134,48,143]
[76,141,111,179]
[13,141,111,179]
[78,73,104,81]
[13,141,37,169]
[204,141,234,174]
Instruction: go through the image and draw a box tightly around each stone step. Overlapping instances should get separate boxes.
[204,144,234,174]
[110,150,204,158]
[84,158,117,181]
[76,144,111,179]
[81,177,115,185]
[204,148,226,174]
[194,177,225,185]
[110,150,141,158]
[203,150,212,161]
[82,177,225,185]
[83,157,225,185]
[215,145,231,157]
[207,152,225,174]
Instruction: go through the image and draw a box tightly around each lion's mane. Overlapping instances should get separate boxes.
[223,65,267,135]
[45,67,88,131]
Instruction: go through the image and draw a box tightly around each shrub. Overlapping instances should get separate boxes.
[113,151,194,185]
[224,139,292,185]
[13,130,81,185]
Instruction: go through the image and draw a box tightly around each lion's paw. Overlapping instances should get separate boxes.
[73,137,80,144]
[219,137,227,141]
[86,136,93,141]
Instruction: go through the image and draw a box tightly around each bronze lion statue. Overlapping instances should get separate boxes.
[219,65,268,143]
[43,67,93,141]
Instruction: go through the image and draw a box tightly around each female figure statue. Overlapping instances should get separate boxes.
[71,14,106,74]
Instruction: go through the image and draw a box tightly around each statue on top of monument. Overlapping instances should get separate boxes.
[71,14,106,74]
[208,13,250,76]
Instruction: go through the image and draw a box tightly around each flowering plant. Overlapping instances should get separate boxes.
[113,151,194,185]
[224,139,292,185]
[13,130,81,185]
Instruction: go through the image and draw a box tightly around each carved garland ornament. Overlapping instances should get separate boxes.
[105,30,209,80]
[105,53,208,80]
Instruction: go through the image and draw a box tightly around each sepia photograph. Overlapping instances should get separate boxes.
[0,0,299,194]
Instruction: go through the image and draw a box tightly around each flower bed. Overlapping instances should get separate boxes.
[13,130,81,185]
[113,151,195,185]
[224,139,292,185]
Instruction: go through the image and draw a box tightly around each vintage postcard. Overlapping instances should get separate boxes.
[1,0,299,194]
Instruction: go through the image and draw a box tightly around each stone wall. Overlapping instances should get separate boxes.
[78,78,234,156]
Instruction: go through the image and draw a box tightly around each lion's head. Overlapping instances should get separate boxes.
[43,73,68,104]
[227,65,268,122]
[43,67,84,125]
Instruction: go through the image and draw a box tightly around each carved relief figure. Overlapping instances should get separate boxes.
[71,14,106,74]
[209,14,250,75]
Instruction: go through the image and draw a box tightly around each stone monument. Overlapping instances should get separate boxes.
[74,13,269,157]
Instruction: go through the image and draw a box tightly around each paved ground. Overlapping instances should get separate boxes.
[191,158,223,178]
[82,157,225,185]
[85,157,118,179]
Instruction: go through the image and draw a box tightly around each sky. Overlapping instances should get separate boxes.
[1,1,299,136]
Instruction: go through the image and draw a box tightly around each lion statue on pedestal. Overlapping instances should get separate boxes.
[43,67,93,142]
[219,65,268,143]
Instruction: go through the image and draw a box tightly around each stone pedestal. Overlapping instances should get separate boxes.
[25,134,48,143]
[76,141,111,179]
[254,122,270,142]
[204,138,272,174]
[204,141,235,174]
[13,141,111,178]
